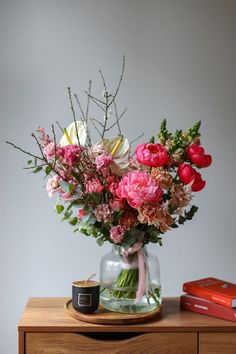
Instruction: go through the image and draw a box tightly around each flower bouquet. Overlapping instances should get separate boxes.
[7,58,212,313]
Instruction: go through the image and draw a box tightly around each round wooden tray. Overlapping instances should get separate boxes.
[65,299,162,325]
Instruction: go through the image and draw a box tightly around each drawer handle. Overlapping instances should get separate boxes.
[75,332,152,343]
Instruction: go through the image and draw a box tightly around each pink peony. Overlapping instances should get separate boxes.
[135,143,169,167]
[46,175,61,197]
[86,178,104,194]
[116,170,163,208]
[110,225,126,244]
[61,145,84,166]
[109,198,125,212]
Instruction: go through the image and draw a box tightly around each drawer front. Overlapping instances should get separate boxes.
[200,333,236,354]
[26,332,197,354]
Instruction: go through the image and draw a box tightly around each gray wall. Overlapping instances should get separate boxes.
[1,0,236,352]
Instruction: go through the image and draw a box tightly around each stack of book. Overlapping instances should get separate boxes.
[180,277,236,322]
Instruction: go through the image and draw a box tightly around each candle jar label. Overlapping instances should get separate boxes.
[78,293,92,307]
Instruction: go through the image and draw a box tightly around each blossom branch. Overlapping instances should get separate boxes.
[68,87,80,144]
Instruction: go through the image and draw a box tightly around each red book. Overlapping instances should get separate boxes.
[183,277,236,308]
[181,294,236,322]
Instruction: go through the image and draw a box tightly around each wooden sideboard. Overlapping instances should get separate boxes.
[18,297,236,353]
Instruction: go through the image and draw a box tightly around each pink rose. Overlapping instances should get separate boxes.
[110,225,126,244]
[135,143,169,167]
[187,144,212,168]
[86,178,104,194]
[116,170,163,208]
[46,175,61,197]
[109,198,125,212]
[178,163,206,192]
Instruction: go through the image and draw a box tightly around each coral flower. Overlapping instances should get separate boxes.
[135,143,169,167]
[116,170,163,208]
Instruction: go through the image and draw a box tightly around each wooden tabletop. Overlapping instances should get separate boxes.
[18,297,236,333]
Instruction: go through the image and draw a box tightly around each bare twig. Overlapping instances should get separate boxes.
[51,124,57,169]
[85,91,106,111]
[23,164,47,170]
[68,87,80,144]
[74,94,85,121]
[130,132,144,145]
[6,141,45,161]
[56,121,64,133]
[107,105,127,132]
[89,117,102,138]
[91,117,104,128]
[113,100,122,135]
[108,55,125,108]
[99,69,108,95]
[85,80,92,123]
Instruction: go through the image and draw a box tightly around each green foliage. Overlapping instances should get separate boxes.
[178,205,198,225]
[144,226,163,246]
[90,192,102,204]
[33,166,42,173]
[62,209,73,221]
[69,217,78,226]
[149,136,155,143]
[27,160,33,165]
[45,165,52,175]
[187,120,201,141]
[59,180,74,194]
[55,204,64,214]
[157,119,169,143]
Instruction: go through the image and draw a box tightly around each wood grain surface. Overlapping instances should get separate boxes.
[26,332,197,354]
[18,297,236,333]
[65,299,162,325]
[200,333,236,354]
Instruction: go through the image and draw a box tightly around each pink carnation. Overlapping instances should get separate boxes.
[135,143,169,167]
[61,145,83,166]
[86,178,104,194]
[95,204,113,223]
[108,181,119,195]
[46,175,61,197]
[116,170,163,208]
[95,153,113,170]
[110,225,125,244]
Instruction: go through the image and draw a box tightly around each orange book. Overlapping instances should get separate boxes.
[183,277,236,308]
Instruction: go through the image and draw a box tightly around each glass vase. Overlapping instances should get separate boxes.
[99,245,162,313]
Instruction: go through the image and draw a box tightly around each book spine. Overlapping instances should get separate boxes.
[183,284,232,308]
[180,295,236,322]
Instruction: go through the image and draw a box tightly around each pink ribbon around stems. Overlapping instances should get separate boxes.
[122,241,146,304]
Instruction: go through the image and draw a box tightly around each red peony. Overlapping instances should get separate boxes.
[178,163,206,192]
[135,143,169,167]
[187,144,212,168]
